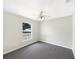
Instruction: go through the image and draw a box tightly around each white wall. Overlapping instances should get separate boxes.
[40,15,73,49]
[3,11,73,54]
[3,12,40,54]
[72,15,75,55]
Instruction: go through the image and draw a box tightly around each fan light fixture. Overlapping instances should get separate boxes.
[39,11,46,21]
[39,10,50,21]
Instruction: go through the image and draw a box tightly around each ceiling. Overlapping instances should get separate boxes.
[3,0,74,21]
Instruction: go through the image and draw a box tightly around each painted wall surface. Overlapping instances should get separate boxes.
[3,11,73,54]
[3,12,40,54]
[40,16,73,49]
[72,15,75,55]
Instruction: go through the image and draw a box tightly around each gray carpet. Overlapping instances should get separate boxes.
[3,41,74,59]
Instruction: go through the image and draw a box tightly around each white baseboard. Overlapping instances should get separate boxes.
[4,45,24,54]
[40,40,72,50]
[3,40,38,54]
[4,40,73,55]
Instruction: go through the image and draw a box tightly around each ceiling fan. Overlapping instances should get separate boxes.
[38,10,50,21]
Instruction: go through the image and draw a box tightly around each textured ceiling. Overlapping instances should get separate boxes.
[3,0,74,21]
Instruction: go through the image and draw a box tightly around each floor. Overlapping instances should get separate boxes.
[4,41,74,59]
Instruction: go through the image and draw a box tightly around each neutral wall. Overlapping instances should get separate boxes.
[3,12,40,54]
[3,11,73,54]
[40,16,73,49]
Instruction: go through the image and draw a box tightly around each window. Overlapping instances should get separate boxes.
[22,22,32,40]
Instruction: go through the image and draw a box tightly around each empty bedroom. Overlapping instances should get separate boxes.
[3,0,74,59]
